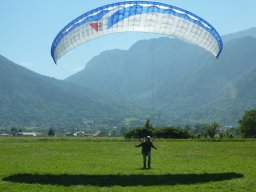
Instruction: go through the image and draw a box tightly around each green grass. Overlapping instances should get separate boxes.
[0,137,255,191]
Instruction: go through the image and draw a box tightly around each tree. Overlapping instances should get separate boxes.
[124,127,153,139]
[218,129,225,138]
[144,119,153,129]
[193,123,208,136]
[154,127,191,139]
[124,126,191,139]
[239,109,256,138]
[206,122,220,138]
[10,127,18,136]
[48,128,55,137]
[226,127,239,137]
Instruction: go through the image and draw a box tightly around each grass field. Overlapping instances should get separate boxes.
[0,137,255,191]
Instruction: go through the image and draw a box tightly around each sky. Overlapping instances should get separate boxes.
[1,0,256,79]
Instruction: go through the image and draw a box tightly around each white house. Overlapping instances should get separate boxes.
[16,132,42,137]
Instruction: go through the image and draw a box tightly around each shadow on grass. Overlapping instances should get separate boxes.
[3,172,243,186]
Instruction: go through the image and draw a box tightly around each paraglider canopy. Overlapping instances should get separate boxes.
[51,1,223,64]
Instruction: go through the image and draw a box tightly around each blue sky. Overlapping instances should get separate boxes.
[1,0,256,79]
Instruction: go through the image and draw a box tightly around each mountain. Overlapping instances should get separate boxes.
[67,30,256,126]
[0,55,135,129]
[156,36,256,113]
[67,37,207,108]
[187,68,256,125]
[2,27,255,129]
[222,27,256,42]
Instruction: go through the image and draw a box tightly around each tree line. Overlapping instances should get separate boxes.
[1,109,256,138]
[124,119,191,139]
[124,109,256,139]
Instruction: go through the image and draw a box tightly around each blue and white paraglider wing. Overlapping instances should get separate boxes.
[51,1,223,63]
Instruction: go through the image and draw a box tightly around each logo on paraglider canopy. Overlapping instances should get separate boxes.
[89,22,103,32]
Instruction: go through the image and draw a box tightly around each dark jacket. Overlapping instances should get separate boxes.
[136,141,157,154]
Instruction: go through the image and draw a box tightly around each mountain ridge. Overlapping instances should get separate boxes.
[1,27,256,128]
[0,55,135,129]
[222,27,256,42]
[66,29,256,126]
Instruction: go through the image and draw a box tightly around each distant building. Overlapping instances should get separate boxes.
[64,132,74,136]
[65,131,93,137]
[0,133,10,137]
[16,132,42,137]
[74,131,86,136]
[93,131,108,137]
[64,131,108,137]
